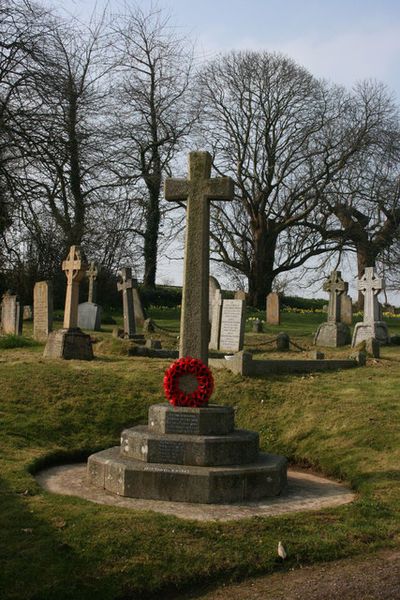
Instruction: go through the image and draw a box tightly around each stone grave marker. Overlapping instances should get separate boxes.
[314,270,351,347]
[1,291,22,335]
[352,267,389,346]
[219,299,246,353]
[33,281,53,341]
[209,276,221,323]
[341,294,353,326]
[78,262,102,331]
[165,151,234,364]
[23,305,33,320]
[43,246,93,359]
[266,292,280,325]
[117,267,136,338]
[234,290,246,300]
[209,288,222,350]
[132,283,146,328]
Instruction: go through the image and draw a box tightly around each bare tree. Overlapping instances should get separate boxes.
[112,7,194,288]
[196,51,391,306]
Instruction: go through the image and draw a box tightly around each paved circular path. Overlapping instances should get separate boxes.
[36,464,355,521]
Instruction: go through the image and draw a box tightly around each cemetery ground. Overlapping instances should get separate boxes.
[1,309,400,599]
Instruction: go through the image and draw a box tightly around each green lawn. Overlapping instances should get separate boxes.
[0,311,399,599]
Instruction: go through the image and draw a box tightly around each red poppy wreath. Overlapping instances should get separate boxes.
[163,357,214,407]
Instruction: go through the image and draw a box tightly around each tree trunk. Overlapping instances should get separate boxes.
[247,218,278,308]
[143,182,161,289]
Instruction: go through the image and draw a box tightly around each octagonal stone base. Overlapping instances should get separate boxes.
[87,447,287,504]
[43,328,93,360]
[120,426,259,466]
[352,321,390,347]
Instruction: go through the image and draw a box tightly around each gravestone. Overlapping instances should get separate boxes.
[78,262,102,331]
[132,284,146,328]
[352,267,390,346]
[314,271,351,347]
[276,332,290,351]
[43,246,93,360]
[252,318,263,333]
[208,276,221,322]
[219,299,246,353]
[23,305,33,320]
[209,288,222,350]
[165,152,234,364]
[33,281,53,341]
[117,268,144,342]
[266,292,280,325]
[234,290,246,301]
[341,294,353,326]
[1,291,22,335]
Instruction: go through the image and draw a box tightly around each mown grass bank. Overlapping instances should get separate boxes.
[0,315,399,599]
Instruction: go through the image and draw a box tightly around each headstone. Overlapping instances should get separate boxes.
[208,276,221,323]
[365,337,380,358]
[143,318,155,333]
[209,288,222,350]
[1,291,22,335]
[132,285,146,328]
[314,271,351,347]
[78,302,102,331]
[219,299,246,353]
[341,294,353,326]
[266,292,280,325]
[117,267,136,339]
[43,246,93,360]
[252,318,263,333]
[234,290,246,301]
[33,281,53,341]
[86,261,99,304]
[23,305,33,320]
[352,267,390,346]
[276,332,290,351]
[165,152,234,364]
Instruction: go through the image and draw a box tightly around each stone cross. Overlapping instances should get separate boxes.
[117,267,136,338]
[323,270,347,323]
[358,267,384,324]
[87,261,99,304]
[165,151,234,364]
[62,246,87,329]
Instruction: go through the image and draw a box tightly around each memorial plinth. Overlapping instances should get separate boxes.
[88,403,287,504]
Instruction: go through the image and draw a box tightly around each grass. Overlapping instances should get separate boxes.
[0,310,400,599]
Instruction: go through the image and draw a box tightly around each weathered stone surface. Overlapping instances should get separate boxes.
[312,351,325,360]
[209,288,222,350]
[266,293,280,325]
[365,337,380,358]
[23,305,33,320]
[87,447,287,504]
[1,292,23,335]
[143,318,155,332]
[208,276,221,322]
[276,332,290,351]
[86,262,99,304]
[33,281,53,341]
[43,328,93,360]
[62,246,87,329]
[145,339,162,349]
[165,152,234,364]
[234,290,246,300]
[77,302,102,331]
[314,322,351,347]
[120,426,259,466]
[352,267,389,346]
[148,404,235,436]
[117,267,137,338]
[132,287,146,328]
[252,319,263,333]
[341,294,353,326]
[219,299,245,352]
[216,351,359,376]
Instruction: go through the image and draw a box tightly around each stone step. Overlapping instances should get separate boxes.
[87,447,288,504]
[120,426,259,466]
[148,403,234,436]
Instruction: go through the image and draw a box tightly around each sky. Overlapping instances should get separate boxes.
[41,0,400,298]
